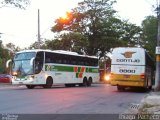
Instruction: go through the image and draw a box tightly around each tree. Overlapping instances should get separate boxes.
[0,0,30,9]
[51,0,142,58]
[52,0,120,57]
[117,21,142,47]
[0,41,12,73]
[6,42,20,53]
[45,32,87,54]
[141,15,157,58]
[29,40,45,49]
[56,33,86,54]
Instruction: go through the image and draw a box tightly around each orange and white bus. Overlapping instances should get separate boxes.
[110,47,155,91]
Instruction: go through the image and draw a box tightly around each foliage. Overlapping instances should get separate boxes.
[51,0,143,58]
[119,21,143,47]
[0,0,30,9]
[52,0,118,57]
[29,40,46,49]
[99,57,111,69]
[6,43,20,52]
[45,32,87,54]
[0,41,12,73]
[141,16,157,58]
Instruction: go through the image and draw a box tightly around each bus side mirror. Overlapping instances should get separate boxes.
[6,59,12,68]
[30,57,35,66]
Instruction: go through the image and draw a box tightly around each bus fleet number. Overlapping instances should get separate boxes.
[119,69,135,73]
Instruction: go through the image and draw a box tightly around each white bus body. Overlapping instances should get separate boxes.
[8,49,99,89]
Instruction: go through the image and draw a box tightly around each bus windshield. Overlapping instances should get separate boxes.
[12,52,36,76]
[14,52,36,60]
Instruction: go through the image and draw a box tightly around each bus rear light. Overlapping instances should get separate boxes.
[110,73,114,78]
[140,73,145,79]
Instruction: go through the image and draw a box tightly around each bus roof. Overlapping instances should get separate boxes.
[112,47,146,53]
[16,49,98,59]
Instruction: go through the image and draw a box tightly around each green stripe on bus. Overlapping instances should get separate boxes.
[76,73,79,78]
[45,65,73,72]
[45,65,98,73]
[54,65,73,72]
[88,68,99,73]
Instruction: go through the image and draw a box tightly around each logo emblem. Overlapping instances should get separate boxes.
[121,51,136,58]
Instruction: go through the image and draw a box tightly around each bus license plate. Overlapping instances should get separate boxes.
[123,75,130,78]
[19,82,23,84]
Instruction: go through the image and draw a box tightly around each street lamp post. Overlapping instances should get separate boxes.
[37,9,41,49]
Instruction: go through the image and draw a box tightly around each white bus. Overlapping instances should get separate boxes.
[6,49,99,89]
[110,47,155,91]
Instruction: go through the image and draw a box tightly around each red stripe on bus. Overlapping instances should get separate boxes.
[74,67,78,72]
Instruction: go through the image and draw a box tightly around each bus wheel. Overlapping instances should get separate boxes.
[26,85,35,89]
[87,77,92,86]
[149,86,152,90]
[43,77,53,88]
[83,78,88,87]
[117,86,125,91]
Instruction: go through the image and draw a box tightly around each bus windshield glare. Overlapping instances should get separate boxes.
[14,52,36,60]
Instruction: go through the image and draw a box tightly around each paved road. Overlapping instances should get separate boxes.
[0,84,148,115]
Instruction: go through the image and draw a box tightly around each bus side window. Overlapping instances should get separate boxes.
[46,58,51,63]
[62,55,67,64]
[56,55,62,64]
[70,56,76,65]
[85,58,90,66]
[35,60,43,73]
[45,52,50,63]
[35,52,44,74]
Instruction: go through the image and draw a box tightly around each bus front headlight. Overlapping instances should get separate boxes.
[12,71,18,76]
[28,76,35,80]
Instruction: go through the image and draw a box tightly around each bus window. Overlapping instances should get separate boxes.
[35,52,44,74]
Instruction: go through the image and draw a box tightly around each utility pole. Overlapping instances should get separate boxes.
[37,9,41,49]
[155,0,160,91]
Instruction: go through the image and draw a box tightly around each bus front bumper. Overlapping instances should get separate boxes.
[12,79,34,85]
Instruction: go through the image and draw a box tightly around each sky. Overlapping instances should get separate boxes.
[0,0,156,49]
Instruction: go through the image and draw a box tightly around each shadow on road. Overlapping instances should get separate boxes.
[115,87,152,93]
[12,84,100,90]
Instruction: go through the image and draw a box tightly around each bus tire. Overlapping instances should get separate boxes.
[83,77,88,87]
[43,77,53,88]
[26,85,35,89]
[117,86,125,91]
[149,85,152,90]
[87,77,92,86]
